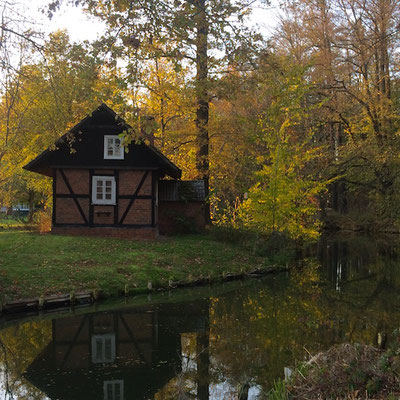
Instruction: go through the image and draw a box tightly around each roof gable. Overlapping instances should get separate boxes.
[23,103,182,179]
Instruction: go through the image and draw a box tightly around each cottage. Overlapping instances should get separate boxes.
[24,103,205,238]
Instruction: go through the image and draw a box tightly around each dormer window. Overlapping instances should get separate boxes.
[104,135,124,159]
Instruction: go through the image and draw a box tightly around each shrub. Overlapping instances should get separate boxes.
[33,210,52,233]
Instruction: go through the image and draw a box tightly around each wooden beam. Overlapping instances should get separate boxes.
[118,195,152,200]
[114,170,119,225]
[151,171,155,227]
[52,169,57,225]
[89,169,94,226]
[55,194,89,198]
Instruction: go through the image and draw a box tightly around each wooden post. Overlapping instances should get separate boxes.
[377,332,387,349]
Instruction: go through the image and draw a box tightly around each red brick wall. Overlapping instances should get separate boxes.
[118,171,152,225]
[158,201,205,235]
[119,170,152,196]
[56,169,89,194]
[55,169,90,225]
[56,197,89,224]
[119,199,152,225]
[53,168,153,228]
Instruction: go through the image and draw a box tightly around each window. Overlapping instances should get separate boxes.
[92,176,116,205]
[104,135,124,159]
[92,334,116,363]
[104,380,124,400]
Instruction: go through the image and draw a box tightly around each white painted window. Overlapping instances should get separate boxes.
[104,135,124,159]
[92,176,116,205]
[92,334,116,363]
[104,380,124,400]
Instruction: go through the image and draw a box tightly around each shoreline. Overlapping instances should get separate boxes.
[0,229,289,318]
[0,264,286,318]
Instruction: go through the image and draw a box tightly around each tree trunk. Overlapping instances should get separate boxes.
[28,190,35,222]
[196,302,210,400]
[194,0,210,223]
[155,57,166,149]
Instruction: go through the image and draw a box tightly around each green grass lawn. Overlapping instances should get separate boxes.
[0,230,275,301]
[0,217,30,229]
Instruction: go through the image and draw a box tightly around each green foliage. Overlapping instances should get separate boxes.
[267,379,288,400]
[332,135,400,230]
[238,64,332,240]
[252,231,296,265]
[0,30,128,210]
[208,225,258,248]
[208,226,297,266]
[240,144,327,240]
[165,211,200,235]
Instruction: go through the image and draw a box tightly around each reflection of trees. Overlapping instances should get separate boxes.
[0,337,13,399]
[323,258,400,345]
[160,332,212,400]
[320,235,400,344]
[209,248,400,394]
[0,321,52,399]
[318,234,400,292]
[209,262,326,393]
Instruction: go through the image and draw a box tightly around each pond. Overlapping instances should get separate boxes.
[1,234,400,399]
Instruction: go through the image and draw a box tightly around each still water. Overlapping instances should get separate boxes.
[1,234,400,400]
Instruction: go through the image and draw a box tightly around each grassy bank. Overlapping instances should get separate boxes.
[0,230,282,302]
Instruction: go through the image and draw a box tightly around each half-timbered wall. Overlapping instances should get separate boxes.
[53,168,156,230]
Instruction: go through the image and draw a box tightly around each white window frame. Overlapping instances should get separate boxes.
[104,135,124,160]
[92,176,116,205]
[103,380,124,400]
[91,334,116,364]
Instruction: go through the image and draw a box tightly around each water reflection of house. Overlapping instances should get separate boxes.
[25,301,209,400]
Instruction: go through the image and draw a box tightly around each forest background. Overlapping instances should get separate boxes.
[1,0,400,239]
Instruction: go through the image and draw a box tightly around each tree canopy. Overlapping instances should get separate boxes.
[2,0,400,237]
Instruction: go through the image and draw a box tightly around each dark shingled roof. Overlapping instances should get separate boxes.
[23,103,182,179]
[159,180,205,201]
